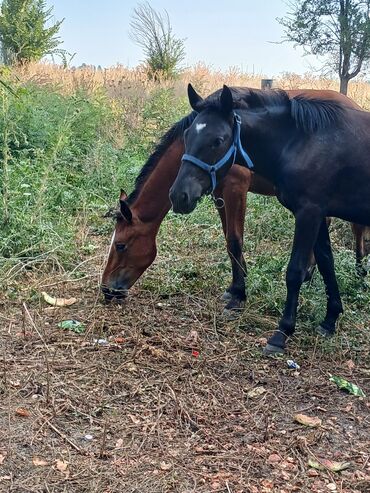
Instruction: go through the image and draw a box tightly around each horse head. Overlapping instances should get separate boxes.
[101,190,157,301]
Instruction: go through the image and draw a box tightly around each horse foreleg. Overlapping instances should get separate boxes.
[264,207,323,355]
[215,165,251,316]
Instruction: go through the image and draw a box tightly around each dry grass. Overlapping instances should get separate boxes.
[14,62,370,108]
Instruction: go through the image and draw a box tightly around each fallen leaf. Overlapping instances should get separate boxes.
[294,414,322,428]
[32,457,48,467]
[308,458,351,472]
[115,438,124,449]
[261,479,274,489]
[15,407,30,417]
[346,360,355,371]
[186,330,199,344]
[56,459,68,472]
[192,349,200,358]
[247,386,266,398]
[267,453,281,464]
[15,331,32,338]
[327,483,337,491]
[42,291,77,307]
[128,414,140,425]
[113,337,124,344]
[58,320,85,333]
[160,461,172,471]
[329,375,366,397]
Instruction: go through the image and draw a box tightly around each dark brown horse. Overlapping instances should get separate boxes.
[169,84,370,354]
[102,89,368,317]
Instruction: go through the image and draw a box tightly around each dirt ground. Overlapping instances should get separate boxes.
[0,251,369,493]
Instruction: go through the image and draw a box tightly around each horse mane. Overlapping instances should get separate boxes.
[199,87,347,133]
[127,111,197,204]
[290,95,346,133]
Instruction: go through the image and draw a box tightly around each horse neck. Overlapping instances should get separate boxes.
[131,139,184,226]
[242,111,293,183]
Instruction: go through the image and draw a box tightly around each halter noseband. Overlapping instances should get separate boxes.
[182,112,254,192]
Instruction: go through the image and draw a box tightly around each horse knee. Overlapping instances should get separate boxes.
[286,266,306,289]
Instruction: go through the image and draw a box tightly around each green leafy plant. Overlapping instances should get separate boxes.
[0,0,67,65]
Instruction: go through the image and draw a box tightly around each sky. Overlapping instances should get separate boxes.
[49,0,318,77]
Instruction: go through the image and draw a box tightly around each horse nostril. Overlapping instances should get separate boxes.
[180,192,187,204]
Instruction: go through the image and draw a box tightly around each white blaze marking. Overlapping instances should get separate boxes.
[196,123,207,133]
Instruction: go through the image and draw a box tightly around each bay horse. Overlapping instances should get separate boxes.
[102,88,368,320]
[169,84,370,354]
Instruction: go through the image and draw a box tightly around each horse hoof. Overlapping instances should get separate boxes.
[222,308,242,320]
[263,343,285,356]
[316,325,334,338]
[221,291,232,301]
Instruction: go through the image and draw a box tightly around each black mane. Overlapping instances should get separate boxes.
[127,111,197,204]
[290,95,346,133]
[198,87,347,133]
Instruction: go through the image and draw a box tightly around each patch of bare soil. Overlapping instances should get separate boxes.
[0,261,369,493]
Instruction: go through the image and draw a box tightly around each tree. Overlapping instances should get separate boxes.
[0,0,65,65]
[278,0,370,94]
[130,2,186,80]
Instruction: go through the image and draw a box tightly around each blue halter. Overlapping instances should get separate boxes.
[182,112,254,192]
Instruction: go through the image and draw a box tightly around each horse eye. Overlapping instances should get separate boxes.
[116,243,126,252]
[213,137,224,147]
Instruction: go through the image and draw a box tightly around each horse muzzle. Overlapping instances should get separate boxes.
[169,188,199,214]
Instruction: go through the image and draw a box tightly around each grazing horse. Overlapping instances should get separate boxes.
[169,84,370,354]
[101,88,368,319]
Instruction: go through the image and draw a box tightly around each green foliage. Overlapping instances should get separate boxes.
[0,0,66,65]
[130,2,186,80]
[278,0,370,94]
[0,75,188,280]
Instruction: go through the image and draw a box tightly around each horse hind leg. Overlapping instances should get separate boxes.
[351,223,367,277]
[303,218,332,282]
[264,207,323,355]
[314,219,343,338]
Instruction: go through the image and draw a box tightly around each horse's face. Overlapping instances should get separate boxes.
[101,191,157,301]
[170,84,234,214]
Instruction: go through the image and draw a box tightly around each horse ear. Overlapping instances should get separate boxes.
[188,83,203,111]
[120,189,128,201]
[220,85,233,114]
[120,199,132,223]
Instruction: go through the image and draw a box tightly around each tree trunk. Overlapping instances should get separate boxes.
[339,76,349,95]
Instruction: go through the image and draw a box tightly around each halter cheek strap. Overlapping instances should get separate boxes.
[182,112,254,192]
